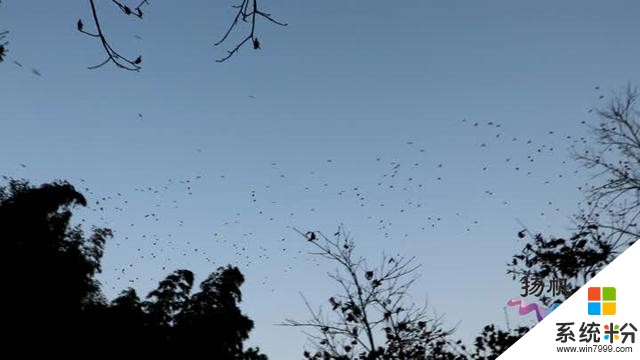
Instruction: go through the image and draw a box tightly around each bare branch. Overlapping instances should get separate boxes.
[571,84,640,250]
[78,0,148,71]
[215,0,287,63]
[285,226,461,359]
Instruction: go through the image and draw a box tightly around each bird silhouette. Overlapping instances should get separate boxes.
[305,231,316,241]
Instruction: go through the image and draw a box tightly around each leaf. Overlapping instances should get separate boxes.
[77,19,83,31]
[133,55,142,64]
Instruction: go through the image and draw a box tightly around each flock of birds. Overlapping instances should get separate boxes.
[5,57,42,77]
[8,88,611,296]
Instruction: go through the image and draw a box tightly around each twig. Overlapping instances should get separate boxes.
[78,0,148,71]
[215,0,287,62]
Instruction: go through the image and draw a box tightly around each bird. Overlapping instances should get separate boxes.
[365,271,374,280]
[305,231,316,241]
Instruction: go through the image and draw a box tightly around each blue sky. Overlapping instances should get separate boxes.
[1,1,639,358]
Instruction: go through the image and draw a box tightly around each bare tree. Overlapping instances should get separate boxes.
[507,85,639,306]
[283,227,464,360]
[484,87,640,359]
[572,84,639,256]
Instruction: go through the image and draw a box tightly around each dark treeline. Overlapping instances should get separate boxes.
[0,179,266,359]
[0,176,629,359]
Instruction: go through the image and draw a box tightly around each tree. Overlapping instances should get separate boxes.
[0,178,112,354]
[506,85,639,307]
[469,85,640,359]
[284,227,464,360]
[105,266,263,359]
[0,178,267,358]
[172,266,257,358]
[469,325,528,360]
[0,1,6,62]
[0,29,7,62]
[572,84,640,252]
[506,228,619,307]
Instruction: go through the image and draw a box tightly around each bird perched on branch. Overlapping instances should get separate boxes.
[365,271,374,280]
[305,231,316,241]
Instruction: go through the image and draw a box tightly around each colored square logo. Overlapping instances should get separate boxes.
[603,302,616,315]
[602,287,616,301]
[587,286,616,315]
[588,302,601,315]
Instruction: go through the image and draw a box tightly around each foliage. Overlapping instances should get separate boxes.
[0,178,267,358]
[469,325,529,360]
[473,85,640,359]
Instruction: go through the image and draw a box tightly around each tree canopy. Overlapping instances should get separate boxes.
[0,178,267,358]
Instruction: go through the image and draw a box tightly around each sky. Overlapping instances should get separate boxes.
[1,1,640,358]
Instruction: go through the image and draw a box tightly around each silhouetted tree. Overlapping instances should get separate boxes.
[469,85,640,359]
[0,30,7,62]
[0,178,111,354]
[505,85,639,307]
[0,178,267,358]
[572,84,639,251]
[469,325,528,360]
[174,266,258,357]
[469,224,624,359]
[284,227,464,360]
[0,1,6,61]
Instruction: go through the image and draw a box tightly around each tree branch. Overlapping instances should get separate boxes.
[215,0,287,63]
[78,0,148,71]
